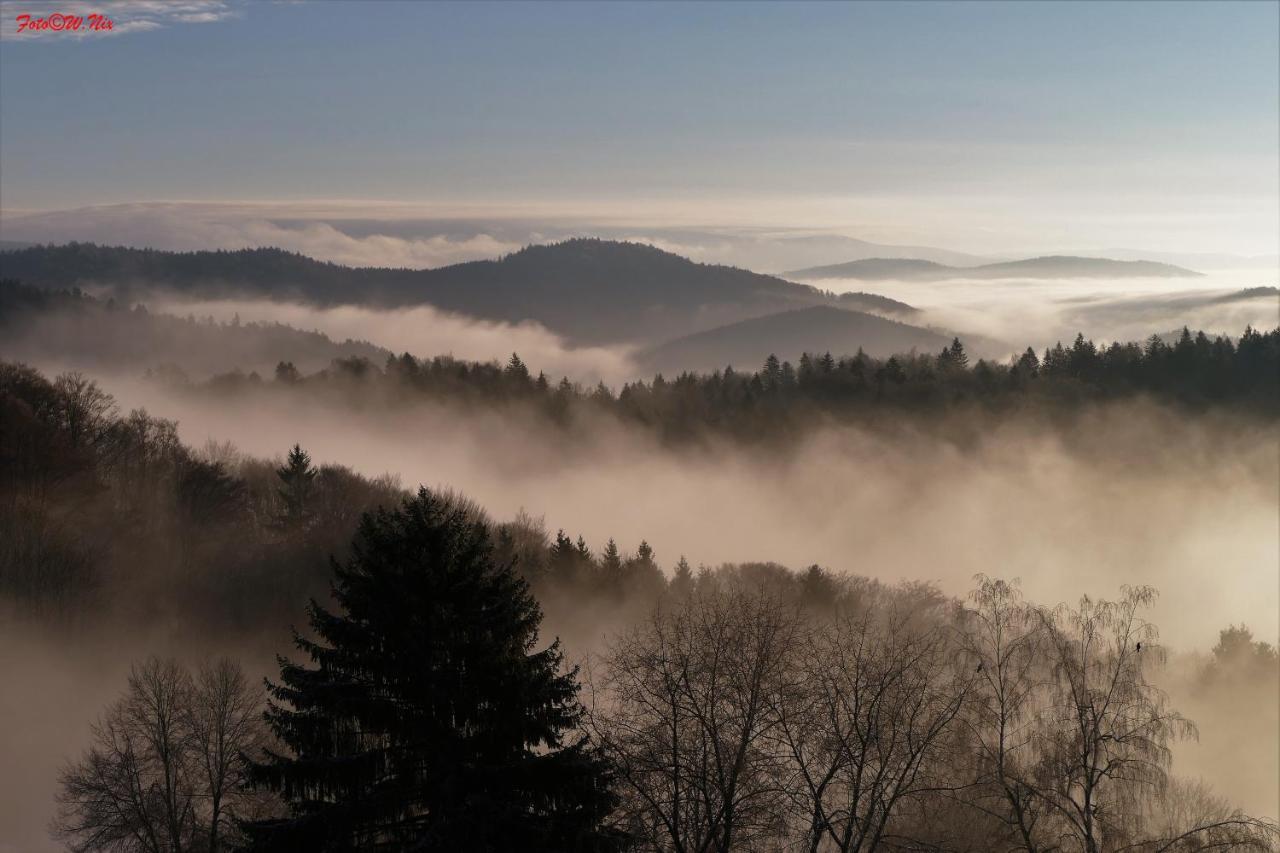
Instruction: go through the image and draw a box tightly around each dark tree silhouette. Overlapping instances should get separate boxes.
[272,444,316,532]
[243,488,619,851]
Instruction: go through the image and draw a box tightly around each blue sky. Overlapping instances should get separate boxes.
[1,0,1277,255]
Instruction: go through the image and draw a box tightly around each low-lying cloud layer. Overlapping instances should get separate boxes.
[145,295,639,384]
[96,375,1278,653]
[2,370,1275,850]
[803,272,1280,356]
[7,202,1275,276]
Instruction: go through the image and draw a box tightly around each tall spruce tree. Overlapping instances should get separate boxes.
[244,488,619,851]
[600,538,622,587]
[273,443,317,532]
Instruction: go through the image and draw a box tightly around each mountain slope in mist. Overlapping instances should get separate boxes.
[786,255,1203,281]
[0,239,836,347]
[835,290,920,316]
[638,305,951,375]
[0,281,389,377]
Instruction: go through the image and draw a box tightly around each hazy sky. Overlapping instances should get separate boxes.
[1,0,1277,255]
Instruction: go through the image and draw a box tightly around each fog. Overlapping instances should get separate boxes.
[92,373,1277,652]
[3,362,1277,849]
[7,202,1276,276]
[143,294,639,384]
[799,268,1280,356]
[3,276,1278,849]
[76,269,1279,390]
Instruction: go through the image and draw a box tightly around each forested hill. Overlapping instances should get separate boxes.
[786,255,1203,281]
[639,305,949,375]
[0,239,833,346]
[0,280,388,378]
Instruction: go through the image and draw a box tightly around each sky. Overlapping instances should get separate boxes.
[0,0,1277,258]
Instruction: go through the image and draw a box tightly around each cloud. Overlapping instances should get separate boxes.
[0,0,236,39]
[141,295,641,385]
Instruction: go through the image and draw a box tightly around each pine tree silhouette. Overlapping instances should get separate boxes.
[244,488,619,851]
[272,444,316,532]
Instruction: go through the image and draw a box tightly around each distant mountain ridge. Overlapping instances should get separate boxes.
[0,239,842,347]
[638,305,952,376]
[786,255,1203,281]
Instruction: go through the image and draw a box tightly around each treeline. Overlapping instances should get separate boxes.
[49,486,1280,851]
[168,323,1280,446]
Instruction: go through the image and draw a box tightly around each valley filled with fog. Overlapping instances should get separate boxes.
[3,239,1277,849]
[4,4,1278,850]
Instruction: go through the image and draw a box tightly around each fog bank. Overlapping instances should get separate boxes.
[98,375,1279,652]
[142,295,639,385]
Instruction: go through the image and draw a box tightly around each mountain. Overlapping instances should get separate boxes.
[754,234,997,270]
[1206,286,1279,304]
[786,259,953,281]
[970,256,1203,278]
[835,291,920,317]
[785,255,1203,281]
[638,305,952,376]
[0,280,388,378]
[1064,249,1280,271]
[0,239,832,346]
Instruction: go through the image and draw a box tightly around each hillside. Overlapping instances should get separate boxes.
[0,239,831,346]
[835,290,920,316]
[638,305,951,375]
[786,255,1202,281]
[0,280,388,378]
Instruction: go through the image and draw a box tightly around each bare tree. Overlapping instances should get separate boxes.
[1116,778,1279,853]
[589,587,799,852]
[186,658,266,852]
[54,657,266,853]
[775,609,971,852]
[51,371,116,450]
[1031,587,1197,853]
[956,575,1050,851]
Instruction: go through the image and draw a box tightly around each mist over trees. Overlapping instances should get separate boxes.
[135,322,1280,451]
[3,314,1277,849]
[0,280,389,378]
[588,575,1277,851]
[38,473,1278,851]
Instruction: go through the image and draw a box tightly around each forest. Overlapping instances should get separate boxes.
[2,357,1277,851]
[159,322,1280,445]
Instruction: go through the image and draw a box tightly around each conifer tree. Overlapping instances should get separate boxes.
[670,556,694,598]
[763,354,782,389]
[273,444,316,531]
[274,361,300,384]
[506,352,530,383]
[623,540,663,598]
[600,538,622,585]
[1016,347,1040,378]
[244,488,619,851]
